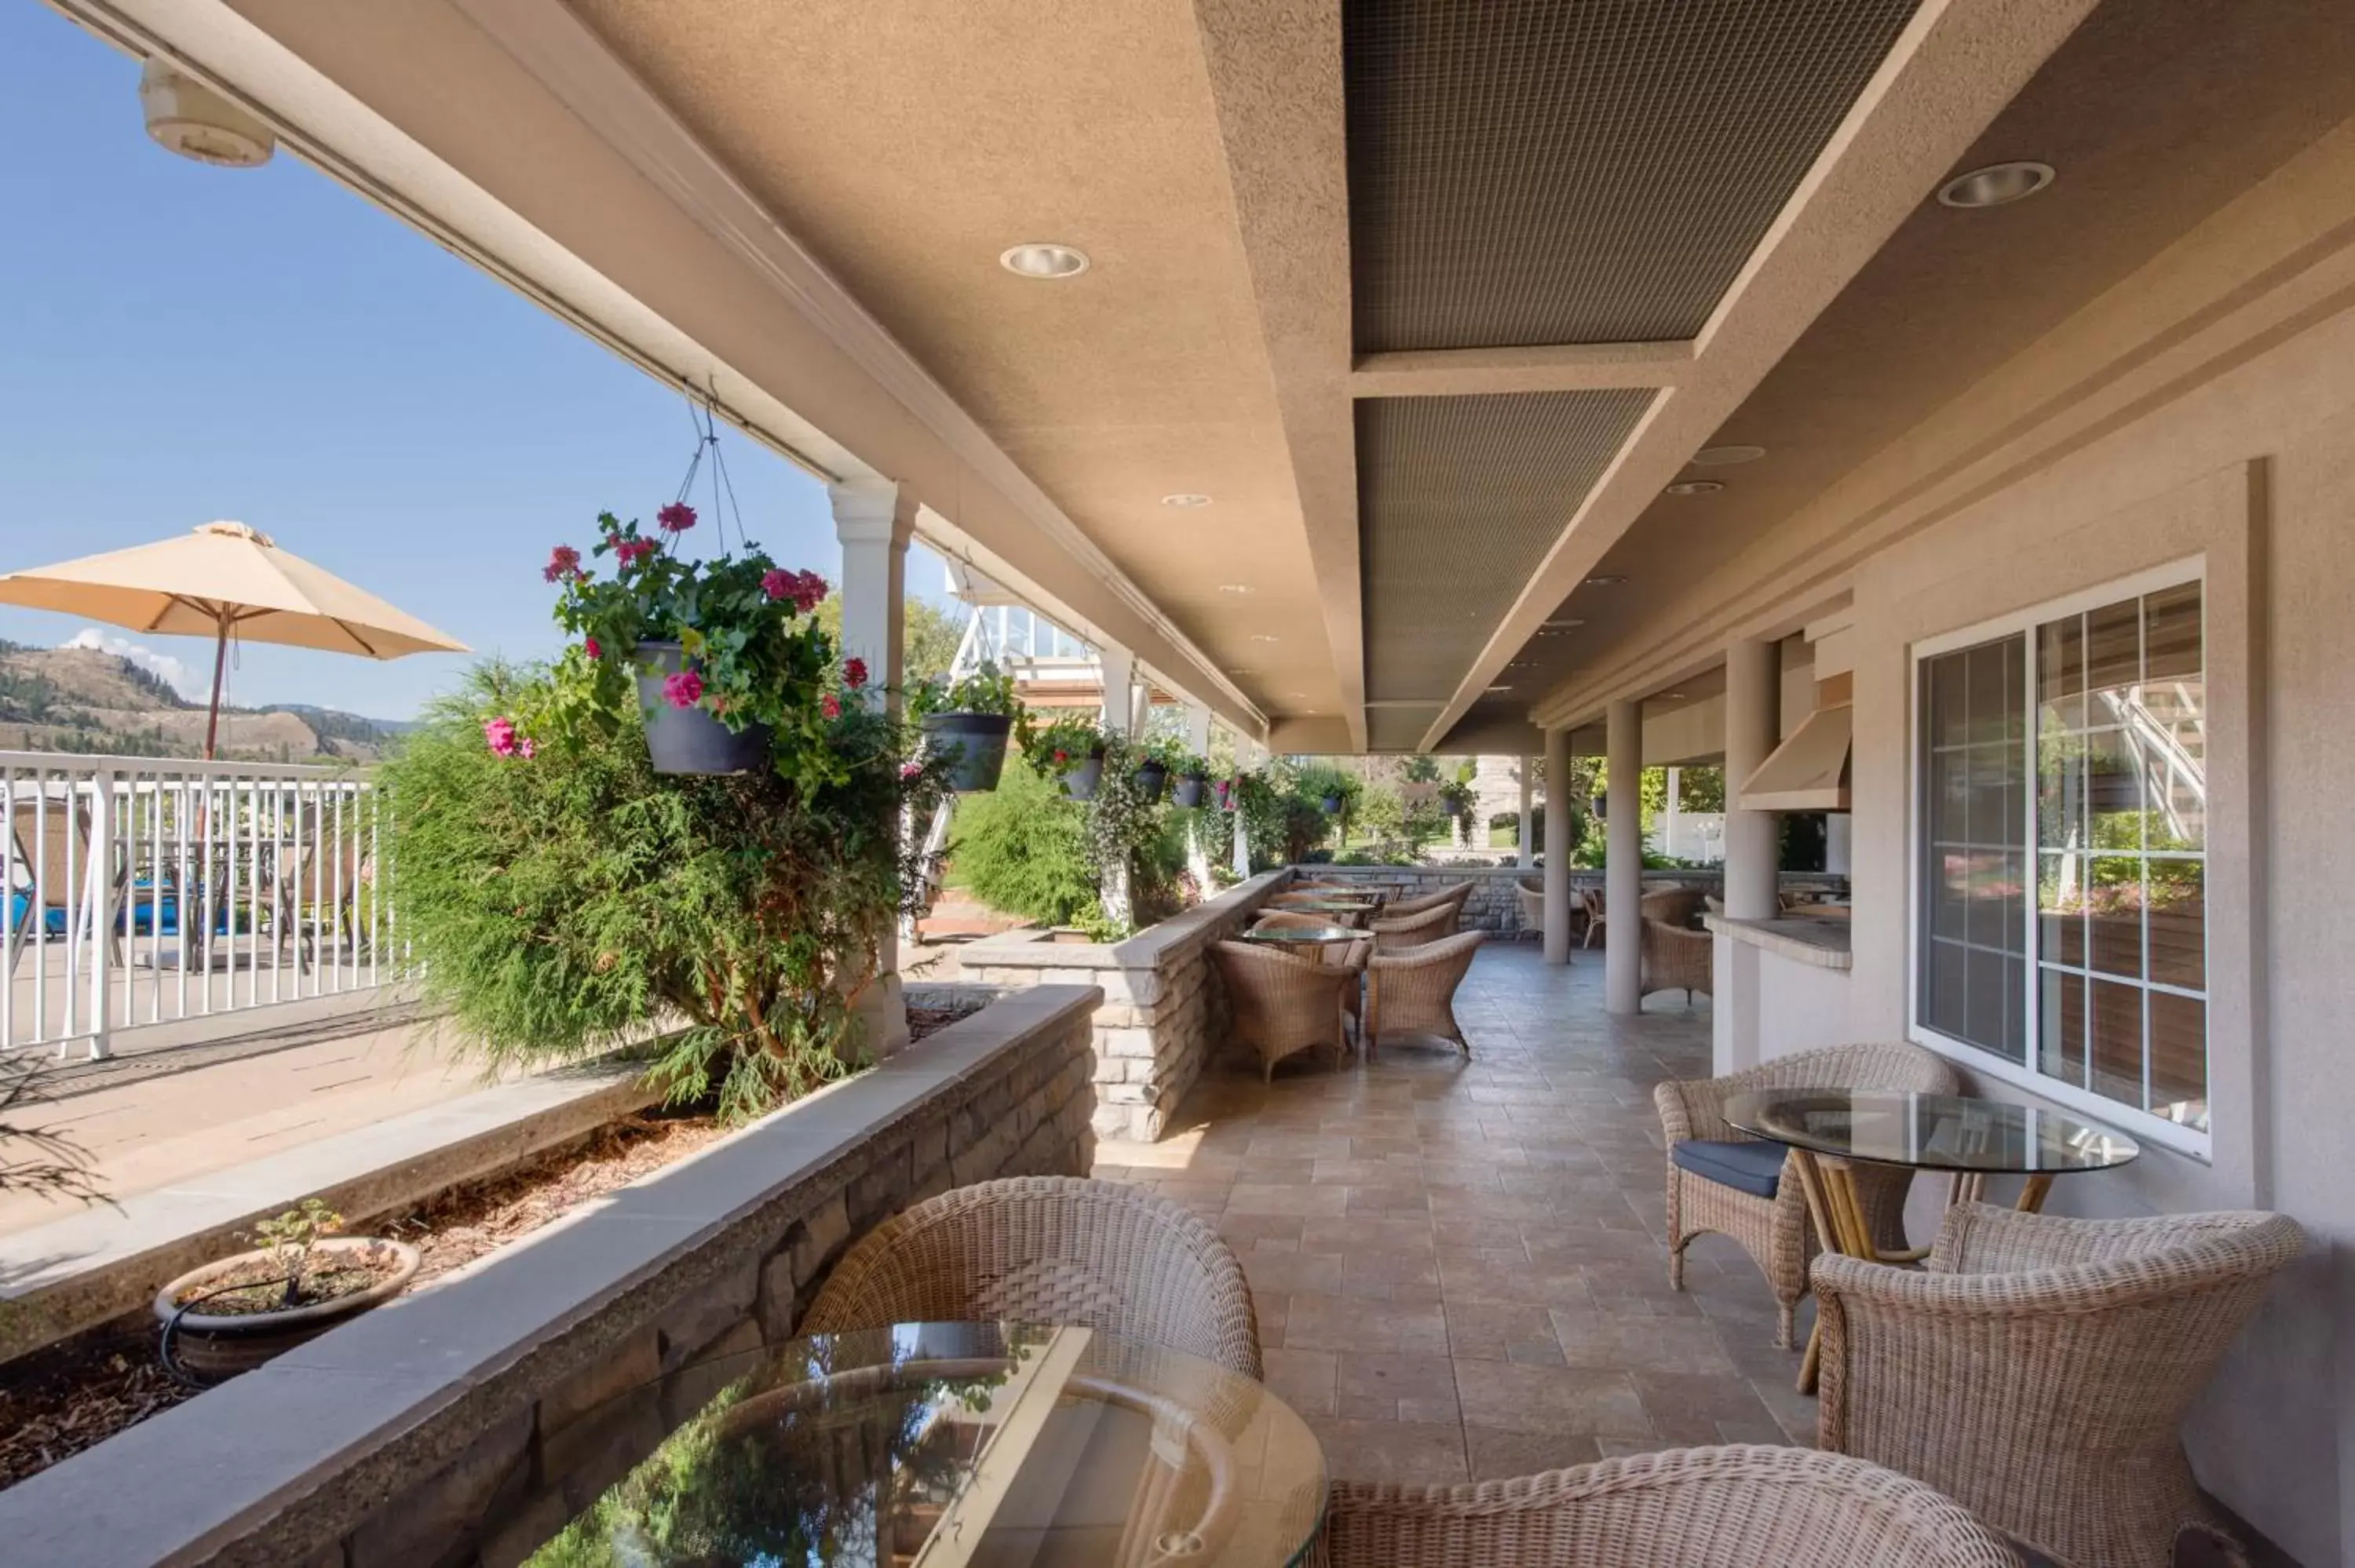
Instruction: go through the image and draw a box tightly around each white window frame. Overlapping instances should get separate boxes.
[1906,555,2211,1159]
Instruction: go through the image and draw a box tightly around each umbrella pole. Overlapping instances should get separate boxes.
[203,616,230,760]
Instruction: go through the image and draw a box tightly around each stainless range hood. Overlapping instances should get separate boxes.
[1740,702,1851,811]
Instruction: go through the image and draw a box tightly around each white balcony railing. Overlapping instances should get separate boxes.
[2,751,393,1059]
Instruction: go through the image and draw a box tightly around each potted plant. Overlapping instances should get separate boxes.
[1020,712,1109,800]
[1170,749,1212,808]
[545,505,837,779]
[154,1199,419,1380]
[1133,735,1190,805]
[909,662,1023,792]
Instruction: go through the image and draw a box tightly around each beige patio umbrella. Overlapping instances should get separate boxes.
[0,521,469,757]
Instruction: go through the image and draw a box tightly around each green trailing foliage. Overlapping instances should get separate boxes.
[380,661,950,1125]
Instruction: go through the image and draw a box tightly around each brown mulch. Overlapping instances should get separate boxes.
[0,1001,988,1493]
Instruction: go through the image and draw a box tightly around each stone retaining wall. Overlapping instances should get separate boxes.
[0,986,1102,1568]
[958,870,1290,1143]
[1283,865,1848,935]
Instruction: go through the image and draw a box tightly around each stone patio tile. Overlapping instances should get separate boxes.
[1334,1351,1459,1423]
[1306,1417,1470,1486]
[1454,1360,1654,1439]
[1465,1426,1603,1481]
[1261,1347,1337,1418]
[1282,1291,1449,1356]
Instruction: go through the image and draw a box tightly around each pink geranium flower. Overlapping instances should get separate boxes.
[663,669,704,709]
[543,545,582,583]
[844,657,868,690]
[655,501,696,534]
[519,737,537,760]
[615,538,658,568]
[582,636,601,661]
[761,568,791,601]
[900,760,922,779]
[820,692,842,720]
[483,717,518,757]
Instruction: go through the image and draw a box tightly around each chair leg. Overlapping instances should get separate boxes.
[1668,1236,1686,1292]
[1362,975,1381,1058]
[1775,1299,1797,1351]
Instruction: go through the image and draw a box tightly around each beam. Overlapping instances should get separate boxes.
[1421,0,2101,752]
[1189,0,1366,749]
[1351,341,1692,399]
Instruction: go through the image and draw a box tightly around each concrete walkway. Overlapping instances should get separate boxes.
[0,1011,507,1237]
[1096,943,1819,1487]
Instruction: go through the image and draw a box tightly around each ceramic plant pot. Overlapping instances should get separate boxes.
[636,640,770,775]
[920,712,1013,792]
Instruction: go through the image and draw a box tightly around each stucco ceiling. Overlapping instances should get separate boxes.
[1498,0,2355,728]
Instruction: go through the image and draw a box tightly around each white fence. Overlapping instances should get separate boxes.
[2,752,392,1058]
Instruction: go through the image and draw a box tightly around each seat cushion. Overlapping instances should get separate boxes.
[1670,1139,1785,1199]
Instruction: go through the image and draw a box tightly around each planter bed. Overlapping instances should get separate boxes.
[0,997,1010,1497]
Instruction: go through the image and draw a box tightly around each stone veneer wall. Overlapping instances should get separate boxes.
[959,870,1291,1143]
[0,986,1102,1568]
[1282,865,1849,936]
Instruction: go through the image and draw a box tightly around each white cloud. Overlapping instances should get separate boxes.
[60,629,206,701]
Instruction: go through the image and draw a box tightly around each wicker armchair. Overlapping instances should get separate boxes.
[1370,901,1457,953]
[1653,1041,1960,1347]
[1364,930,1483,1057]
[1211,938,1356,1080]
[1321,1445,2023,1568]
[801,1176,1263,1380]
[1816,1204,2306,1568]
[1641,886,1705,928]
[1515,877,1543,935]
[1579,887,1607,948]
[1251,912,1371,1032]
[1640,917,1712,1004]
[1382,881,1473,920]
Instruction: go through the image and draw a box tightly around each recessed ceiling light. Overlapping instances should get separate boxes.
[1249,633,1280,643]
[1506,661,1534,669]
[1162,493,1213,508]
[1485,684,1513,693]
[1936,161,2054,210]
[1584,574,1626,587]
[1217,582,1251,594]
[1229,668,1257,676]
[1541,617,1585,630]
[1663,691,1687,700]
[1691,445,1765,467]
[1664,480,1724,497]
[999,242,1091,279]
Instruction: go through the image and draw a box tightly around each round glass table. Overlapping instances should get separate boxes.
[1238,921,1358,947]
[1722,1088,2138,1391]
[1266,900,1375,924]
[506,1321,1327,1567]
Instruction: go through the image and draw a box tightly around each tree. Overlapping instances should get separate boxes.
[811,595,965,688]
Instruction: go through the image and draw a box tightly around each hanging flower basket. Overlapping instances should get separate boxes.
[920,713,1013,793]
[1061,746,1109,801]
[636,641,772,775]
[1320,792,1345,815]
[1134,759,1169,804]
[1174,771,1209,808]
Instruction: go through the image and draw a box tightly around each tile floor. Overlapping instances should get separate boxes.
[1094,941,1818,1487]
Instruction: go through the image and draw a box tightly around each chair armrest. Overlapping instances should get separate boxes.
[1652,1077,1736,1143]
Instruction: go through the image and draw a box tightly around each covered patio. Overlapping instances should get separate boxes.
[1097,946,1813,1486]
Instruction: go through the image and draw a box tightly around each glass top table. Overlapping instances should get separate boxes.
[1722,1088,2141,1176]
[509,1321,1327,1568]
[1239,922,1358,946]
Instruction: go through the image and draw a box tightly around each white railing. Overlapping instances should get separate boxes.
[2,751,393,1059]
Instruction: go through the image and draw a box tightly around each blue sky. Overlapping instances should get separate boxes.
[0,3,945,722]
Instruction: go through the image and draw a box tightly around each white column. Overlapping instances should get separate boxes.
[1232,737,1262,880]
[830,478,916,1055]
[1542,727,1573,964]
[1184,706,1214,889]
[1099,643,1135,737]
[1825,812,1853,876]
[1663,766,1681,861]
[1723,636,1781,921]
[1605,698,1642,1015]
[1095,641,1135,928]
[1517,756,1536,870]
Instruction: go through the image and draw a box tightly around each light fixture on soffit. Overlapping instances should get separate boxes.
[1936,161,2054,209]
[999,242,1091,278]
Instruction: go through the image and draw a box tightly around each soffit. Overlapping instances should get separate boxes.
[1344,0,1922,353]
[1359,389,1653,705]
[564,0,1334,721]
[1503,0,2355,726]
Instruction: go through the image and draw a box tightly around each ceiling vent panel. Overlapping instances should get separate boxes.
[1360,389,1652,713]
[1345,0,1924,352]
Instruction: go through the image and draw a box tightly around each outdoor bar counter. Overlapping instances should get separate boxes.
[1703,911,1853,1074]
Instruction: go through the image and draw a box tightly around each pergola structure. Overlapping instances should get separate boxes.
[47,1,2355,1559]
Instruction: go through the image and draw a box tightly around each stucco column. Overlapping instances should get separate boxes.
[1605,698,1642,1015]
[1542,726,1573,963]
[1185,705,1214,888]
[1825,811,1852,875]
[1723,636,1781,921]
[1094,641,1136,927]
[829,477,917,1055]
[1517,756,1536,870]
[1233,737,1262,880]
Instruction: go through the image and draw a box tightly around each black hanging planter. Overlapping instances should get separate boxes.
[921,712,1013,793]
[636,641,770,775]
[1061,748,1108,800]
[1173,771,1209,808]
[1320,793,1345,815]
[1134,760,1169,804]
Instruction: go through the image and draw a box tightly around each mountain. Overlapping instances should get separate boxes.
[0,640,407,764]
